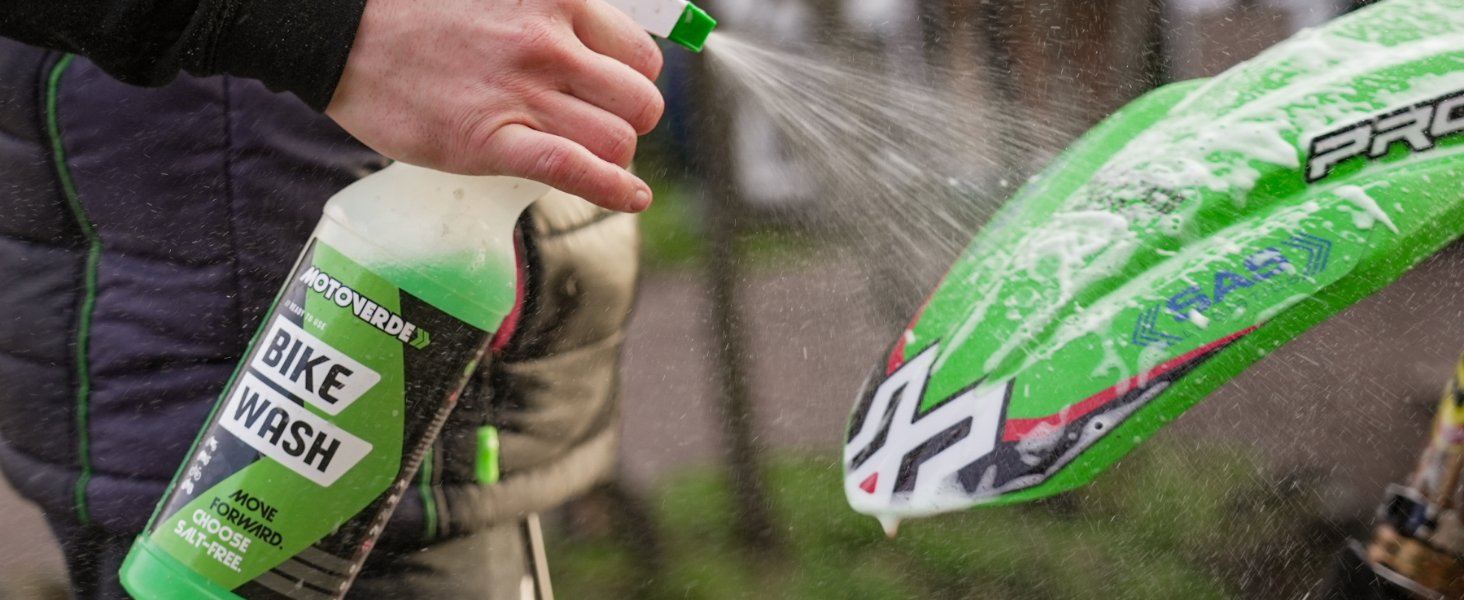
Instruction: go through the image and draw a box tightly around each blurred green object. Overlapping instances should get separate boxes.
[637,179,705,269]
[635,177,830,271]
[477,425,500,486]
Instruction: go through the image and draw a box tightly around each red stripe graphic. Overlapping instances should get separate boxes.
[1002,327,1257,442]
[887,295,935,375]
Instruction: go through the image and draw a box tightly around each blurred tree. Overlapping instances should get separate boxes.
[685,6,782,553]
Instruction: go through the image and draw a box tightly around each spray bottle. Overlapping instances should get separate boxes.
[118,5,714,599]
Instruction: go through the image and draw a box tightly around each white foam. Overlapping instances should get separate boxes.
[1334,185,1399,233]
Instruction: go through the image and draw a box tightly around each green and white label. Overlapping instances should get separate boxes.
[137,238,491,598]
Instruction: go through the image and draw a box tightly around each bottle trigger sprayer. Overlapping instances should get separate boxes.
[118,5,714,600]
[606,0,716,52]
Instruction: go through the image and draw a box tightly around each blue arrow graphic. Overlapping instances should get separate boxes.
[1132,305,1184,348]
[1281,233,1330,277]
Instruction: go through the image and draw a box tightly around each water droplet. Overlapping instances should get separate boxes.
[878,515,901,538]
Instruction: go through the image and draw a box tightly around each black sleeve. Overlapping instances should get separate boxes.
[0,0,370,111]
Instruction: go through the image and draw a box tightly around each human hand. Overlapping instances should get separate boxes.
[326,0,665,212]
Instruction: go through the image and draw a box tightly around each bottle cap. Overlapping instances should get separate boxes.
[667,3,717,52]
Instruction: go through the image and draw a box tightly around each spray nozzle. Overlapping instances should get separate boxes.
[666,3,716,52]
[606,0,717,52]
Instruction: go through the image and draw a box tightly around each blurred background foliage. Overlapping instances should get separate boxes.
[548,440,1348,600]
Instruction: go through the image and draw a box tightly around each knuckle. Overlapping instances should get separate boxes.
[554,47,593,79]
[639,42,664,80]
[534,143,578,182]
[511,21,568,63]
[602,125,637,166]
[453,110,515,175]
[553,45,586,73]
[634,88,665,134]
[459,114,497,153]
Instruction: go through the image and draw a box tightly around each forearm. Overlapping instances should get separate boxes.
[0,0,366,110]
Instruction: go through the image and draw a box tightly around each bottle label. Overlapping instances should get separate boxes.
[139,238,488,598]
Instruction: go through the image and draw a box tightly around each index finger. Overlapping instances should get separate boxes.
[486,124,652,212]
[575,0,664,81]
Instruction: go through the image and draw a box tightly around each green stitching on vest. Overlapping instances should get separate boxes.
[419,447,439,541]
[46,54,98,524]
